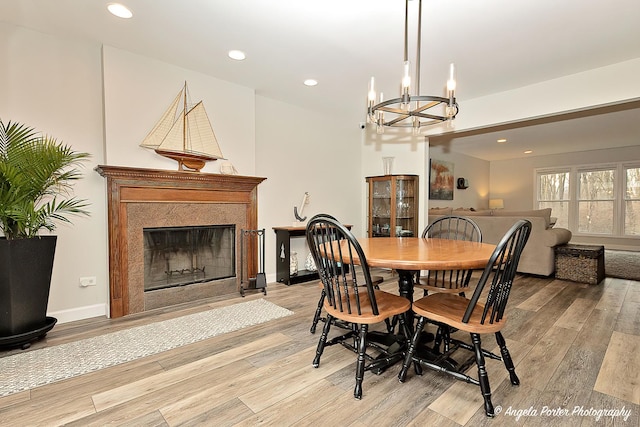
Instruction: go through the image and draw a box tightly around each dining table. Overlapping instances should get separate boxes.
[331,236,497,373]
[354,237,496,303]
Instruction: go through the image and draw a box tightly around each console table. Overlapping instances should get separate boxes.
[273,224,351,285]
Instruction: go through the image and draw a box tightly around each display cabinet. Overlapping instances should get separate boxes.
[366,174,419,238]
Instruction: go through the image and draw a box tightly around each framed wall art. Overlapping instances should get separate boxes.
[429,159,454,200]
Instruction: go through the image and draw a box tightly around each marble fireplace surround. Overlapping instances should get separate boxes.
[96,165,266,318]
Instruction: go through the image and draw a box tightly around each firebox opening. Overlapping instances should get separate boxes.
[143,225,236,292]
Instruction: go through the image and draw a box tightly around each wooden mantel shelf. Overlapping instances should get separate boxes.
[96,165,266,318]
[95,165,265,191]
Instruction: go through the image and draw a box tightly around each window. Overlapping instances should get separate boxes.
[537,171,569,229]
[625,167,640,235]
[577,168,615,234]
[536,163,640,237]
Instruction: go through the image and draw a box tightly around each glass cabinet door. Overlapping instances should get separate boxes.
[367,174,418,238]
[395,178,416,237]
[371,179,391,236]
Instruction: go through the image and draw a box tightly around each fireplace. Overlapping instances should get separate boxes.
[96,165,265,318]
[143,225,236,291]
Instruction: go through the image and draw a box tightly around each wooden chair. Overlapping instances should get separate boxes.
[306,216,412,399]
[310,277,384,333]
[398,219,532,417]
[415,215,482,296]
[308,214,384,334]
[415,215,482,352]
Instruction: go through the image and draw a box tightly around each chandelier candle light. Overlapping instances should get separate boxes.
[367,0,459,134]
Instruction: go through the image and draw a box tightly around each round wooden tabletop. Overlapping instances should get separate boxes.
[356,237,496,271]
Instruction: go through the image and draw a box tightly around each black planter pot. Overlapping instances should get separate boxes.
[0,236,58,348]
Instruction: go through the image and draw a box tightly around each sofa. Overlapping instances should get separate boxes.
[428,207,572,276]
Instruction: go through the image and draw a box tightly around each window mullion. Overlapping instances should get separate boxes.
[568,167,577,232]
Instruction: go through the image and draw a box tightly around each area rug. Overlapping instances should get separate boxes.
[605,250,640,281]
[0,299,293,397]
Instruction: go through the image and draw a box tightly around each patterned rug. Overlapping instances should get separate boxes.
[0,299,293,397]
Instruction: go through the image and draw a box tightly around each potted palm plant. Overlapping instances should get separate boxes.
[0,119,90,348]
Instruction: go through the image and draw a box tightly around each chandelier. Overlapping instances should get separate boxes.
[367,0,459,134]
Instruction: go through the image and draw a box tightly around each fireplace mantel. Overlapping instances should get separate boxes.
[96,165,266,318]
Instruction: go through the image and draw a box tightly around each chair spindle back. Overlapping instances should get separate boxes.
[420,215,482,291]
[463,219,532,324]
[422,215,482,242]
[306,216,379,317]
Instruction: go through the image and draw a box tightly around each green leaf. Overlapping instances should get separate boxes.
[0,119,91,239]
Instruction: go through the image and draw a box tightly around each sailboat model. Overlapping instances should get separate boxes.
[140,82,224,172]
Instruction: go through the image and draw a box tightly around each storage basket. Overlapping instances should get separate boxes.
[555,244,605,285]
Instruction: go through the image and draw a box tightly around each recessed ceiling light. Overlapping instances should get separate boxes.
[524,150,533,154]
[497,138,507,143]
[107,3,133,19]
[228,50,246,61]
[304,79,318,87]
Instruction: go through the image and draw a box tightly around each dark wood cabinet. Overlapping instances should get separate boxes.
[272,224,352,285]
[272,226,317,285]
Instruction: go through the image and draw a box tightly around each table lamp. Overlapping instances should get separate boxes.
[489,199,504,210]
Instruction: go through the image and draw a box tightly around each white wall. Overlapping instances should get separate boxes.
[0,24,362,322]
[3,22,638,324]
[102,46,256,175]
[360,128,428,232]
[427,146,491,210]
[424,59,640,137]
[256,96,362,280]
[0,23,109,322]
[490,145,640,250]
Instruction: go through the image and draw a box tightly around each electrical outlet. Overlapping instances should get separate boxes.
[79,276,97,287]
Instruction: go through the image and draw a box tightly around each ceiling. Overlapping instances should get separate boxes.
[2,0,640,161]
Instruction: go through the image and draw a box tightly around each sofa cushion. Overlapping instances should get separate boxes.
[426,212,572,276]
[429,207,452,215]
[492,208,552,227]
[453,208,492,216]
[469,215,571,276]
[542,227,573,247]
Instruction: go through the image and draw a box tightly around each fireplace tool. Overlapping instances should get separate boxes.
[240,229,267,297]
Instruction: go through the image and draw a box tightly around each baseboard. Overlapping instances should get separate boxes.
[48,304,108,324]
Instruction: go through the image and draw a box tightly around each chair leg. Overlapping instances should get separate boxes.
[398,316,427,383]
[471,333,495,417]
[354,324,368,399]
[397,312,412,346]
[432,323,453,354]
[442,326,451,353]
[384,317,393,334]
[397,313,422,375]
[385,314,402,334]
[433,326,443,354]
[313,313,333,368]
[496,331,519,385]
[310,289,326,334]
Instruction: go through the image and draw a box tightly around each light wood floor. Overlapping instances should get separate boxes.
[0,271,638,426]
